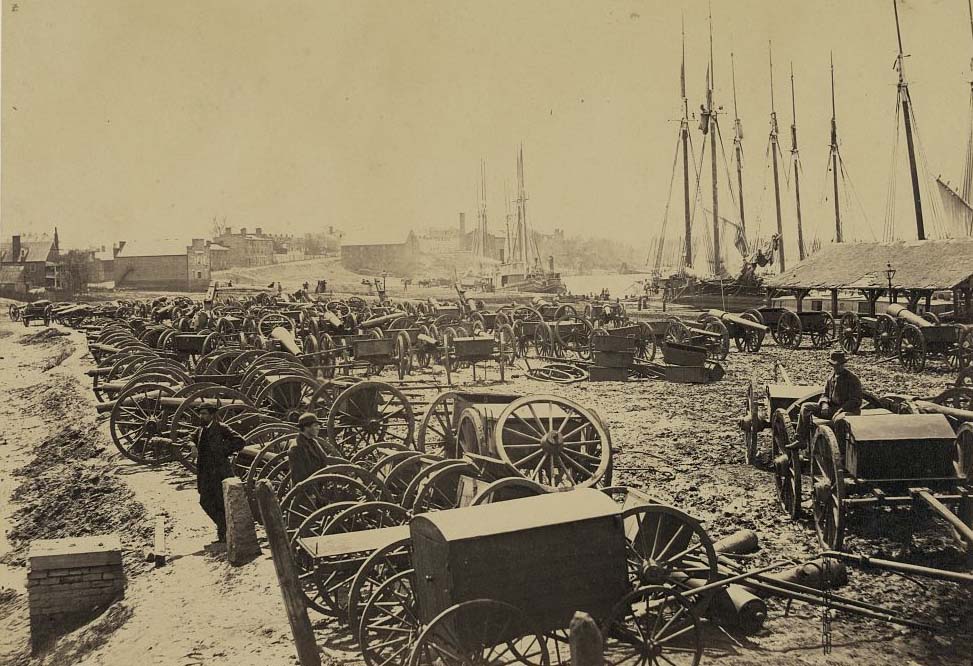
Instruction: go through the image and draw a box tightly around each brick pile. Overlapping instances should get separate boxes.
[27,534,125,649]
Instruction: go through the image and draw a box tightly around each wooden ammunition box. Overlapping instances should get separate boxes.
[589,366,628,382]
[592,350,634,368]
[591,335,636,353]
[410,490,628,641]
[664,365,709,384]
[452,336,495,359]
[661,342,707,367]
[843,414,957,481]
[352,337,394,360]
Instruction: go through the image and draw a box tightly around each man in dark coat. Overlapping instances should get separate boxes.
[195,404,246,543]
[288,412,338,485]
[798,350,863,443]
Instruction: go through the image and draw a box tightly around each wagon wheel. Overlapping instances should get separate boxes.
[495,323,517,364]
[734,312,765,353]
[776,310,803,350]
[898,323,926,373]
[374,452,427,504]
[321,463,391,502]
[810,426,845,550]
[554,316,594,359]
[533,321,557,358]
[410,460,480,514]
[470,477,547,506]
[622,504,719,609]
[935,387,973,411]
[743,379,760,465]
[664,319,690,344]
[255,375,319,422]
[839,311,862,354]
[810,311,836,349]
[401,459,474,511]
[771,408,802,519]
[922,311,941,325]
[416,391,458,456]
[281,473,375,538]
[408,599,551,666]
[950,328,973,370]
[308,377,363,420]
[258,312,294,337]
[555,304,577,319]
[351,440,409,468]
[395,332,412,380]
[526,363,589,384]
[601,585,703,666]
[456,408,486,455]
[492,395,611,490]
[874,314,899,355]
[359,570,422,666]
[169,386,253,473]
[243,429,299,489]
[8,304,20,321]
[328,381,416,457]
[347,537,413,630]
[109,383,179,465]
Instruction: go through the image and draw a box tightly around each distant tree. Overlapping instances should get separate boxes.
[61,250,92,295]
[211,215,228,238]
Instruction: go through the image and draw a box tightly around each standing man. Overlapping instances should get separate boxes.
[194,404,246,544]
[288,412,340,485]
[798,350,863,443]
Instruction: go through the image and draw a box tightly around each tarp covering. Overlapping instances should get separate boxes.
[764,238,973,291]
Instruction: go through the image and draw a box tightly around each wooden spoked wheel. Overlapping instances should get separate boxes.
[897,323,926,372]
[839,312,862,354]
[554,316,594,359]
[242,429,299,490]
[664,319,690,344]
[416,391,459,457]
[775,310,803,350]
[470,477,548,506]
[492,395,611,490]
[874,314,899,355]
[347,537,413,630]
[409,460,479,514]
[257,312,293,337]
[956,366,973,389]
[622,504,718,612]
[327,381,415,458]
[601,585,703,666]
[280,473,375,538]
[359,570,422,666]
[408,599,551,666]
[809,312,836,348]
[168,386,253,473]
[810,426,845,550]
[699,316,729,361]
[308,377,363,421]
[771,408,802,519]
[351,441,409,468]
[495,324,517,364]
[109,383,180,465]
[951,424,973,550]
[526,364,589,384]
[255,375,319,422]
[734,312,765,353]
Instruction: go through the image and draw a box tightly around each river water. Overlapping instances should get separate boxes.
[561,273,650,299]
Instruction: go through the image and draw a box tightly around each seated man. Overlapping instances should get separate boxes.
[798,350,863,444]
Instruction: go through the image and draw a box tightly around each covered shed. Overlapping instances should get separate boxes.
[764,238,973,320]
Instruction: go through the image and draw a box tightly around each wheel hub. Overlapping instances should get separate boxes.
[813,480,832,504]
[539,430,564,454]
[639,559,672,585]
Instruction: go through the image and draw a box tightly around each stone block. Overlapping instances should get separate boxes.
[28,535,122,571]
[223,477,261,565]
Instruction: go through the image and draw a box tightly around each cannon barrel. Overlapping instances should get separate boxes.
[321,310,343,328]
[359,311,407,329]
[914,399,973,423]
[270,326,302,355]
[886,304,932,328]
[706,309,769,332]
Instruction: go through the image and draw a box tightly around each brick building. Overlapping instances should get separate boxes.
[114,238,210,291]
[341,230,420,276]
[212,227,275,268]
[208,243,231,271]
[0,230,61,291]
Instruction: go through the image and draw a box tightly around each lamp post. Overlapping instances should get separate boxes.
[886,262,896,304]
[381,271,388,293]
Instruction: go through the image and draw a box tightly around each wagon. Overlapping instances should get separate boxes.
[753,307,835,350]
[21,300,52,327]
[440,333,512,384]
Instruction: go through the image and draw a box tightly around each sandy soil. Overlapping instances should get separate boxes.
[0,314,970,665]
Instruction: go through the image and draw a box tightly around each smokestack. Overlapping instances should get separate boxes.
[549,255,555,272]
[225,226,232,236]
[499,248,505,263]
[459,213,466,235]
[240,227,247,236]
[11,236,21,262]
[255,227,263,236]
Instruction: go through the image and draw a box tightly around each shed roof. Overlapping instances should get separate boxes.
[115,239,188,258]
[764,238,973,291]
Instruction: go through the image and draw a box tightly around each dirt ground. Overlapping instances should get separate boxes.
[0,314,971,666]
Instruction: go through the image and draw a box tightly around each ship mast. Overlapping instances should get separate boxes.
[707,9,722,275]
[830,54,843,242]
[789,63,806,259]
[965,0,973,211]
[769,43,785,271]
[476,159,488,258]
[731,52,746,241]
[893,0,925,240]
[503,180,512,262]
[681,18,693,269]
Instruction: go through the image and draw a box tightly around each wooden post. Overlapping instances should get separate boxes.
[830,289,839,317]
[569,611,603,666]
[255,480,321,666]
[153,516,167,567]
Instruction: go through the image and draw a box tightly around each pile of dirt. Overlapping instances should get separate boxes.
[18,329,70,345]
[1,423,150,569]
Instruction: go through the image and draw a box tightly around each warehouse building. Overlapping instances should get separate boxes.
[212,227,275,268]
[341,230,420,276]
[0,230,61,290]
[114,238,210,291]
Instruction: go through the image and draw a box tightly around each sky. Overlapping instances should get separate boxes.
[2,0,972,253]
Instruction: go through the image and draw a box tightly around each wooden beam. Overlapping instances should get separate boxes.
[830,289,839,316]
[256,481,322,666]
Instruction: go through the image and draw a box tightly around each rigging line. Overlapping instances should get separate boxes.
[838,153,879,242]
[653,132,684,270]
[907,100,950,238]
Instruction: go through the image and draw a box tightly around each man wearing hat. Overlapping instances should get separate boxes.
[288,412,339,485]
[798,350,863,444]
[194,404,246,544]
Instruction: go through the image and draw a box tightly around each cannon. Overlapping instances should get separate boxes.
[706,309,768,353]
[751,307,835,350]
[885,303,973,372]
[20,300,52,327]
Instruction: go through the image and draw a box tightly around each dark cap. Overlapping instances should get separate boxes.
[829,350,849,366]
[298,412,318,428]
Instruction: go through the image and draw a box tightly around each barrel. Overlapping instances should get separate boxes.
[886,304,931,328]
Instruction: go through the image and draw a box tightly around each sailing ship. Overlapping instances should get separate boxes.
[491,145,566,294]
